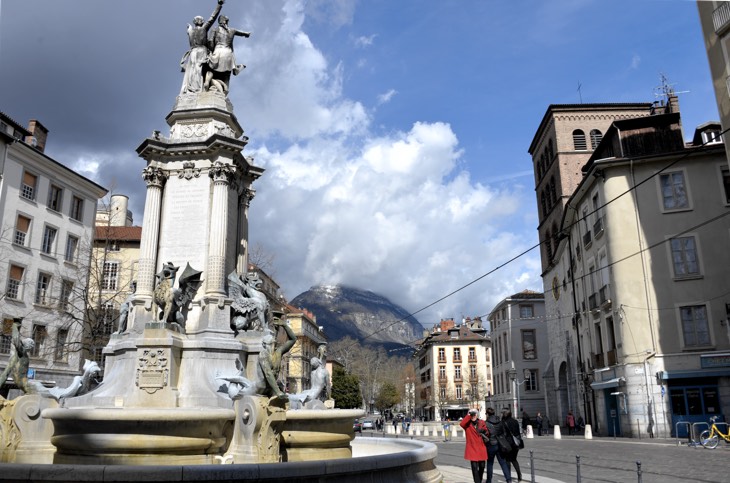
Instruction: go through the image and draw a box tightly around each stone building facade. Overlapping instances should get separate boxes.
[0,111,107,397]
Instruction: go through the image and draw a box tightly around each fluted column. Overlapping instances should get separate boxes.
[237,187,256,274]
[207,162,234,296]
[137,167,166,297]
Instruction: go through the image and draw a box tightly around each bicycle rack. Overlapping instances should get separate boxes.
[675,422,692,446]
[691,422,710,448]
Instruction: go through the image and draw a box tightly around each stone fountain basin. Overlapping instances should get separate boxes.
[281,408,362,461]
[0,438,441,482]
[43,407,234,465]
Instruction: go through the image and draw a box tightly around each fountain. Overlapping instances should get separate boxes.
[0,2,441,481]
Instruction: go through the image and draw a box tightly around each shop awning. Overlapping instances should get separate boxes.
[590,377,625,390]
[659,368,730,380]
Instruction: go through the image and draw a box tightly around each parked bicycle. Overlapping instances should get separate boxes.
[700,416,730,449]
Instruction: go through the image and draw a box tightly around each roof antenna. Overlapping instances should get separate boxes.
[577,82,583,104]
[653,73,689,106]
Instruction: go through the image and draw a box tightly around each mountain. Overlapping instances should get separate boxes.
[289,285,424,352]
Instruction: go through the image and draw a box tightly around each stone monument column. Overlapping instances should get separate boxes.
[137,167,166,298]
[237,186,255,274]
[207,162,234,296]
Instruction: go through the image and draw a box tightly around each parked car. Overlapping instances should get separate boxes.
[353,420,362,433]
[362,419,374,430]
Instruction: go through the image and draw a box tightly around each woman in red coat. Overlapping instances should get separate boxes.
[460,409,488,483]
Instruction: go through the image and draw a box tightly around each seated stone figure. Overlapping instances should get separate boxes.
[288,357,331,409]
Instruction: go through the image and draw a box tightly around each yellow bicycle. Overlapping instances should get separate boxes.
[700,416,730,449]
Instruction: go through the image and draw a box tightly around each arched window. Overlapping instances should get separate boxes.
[552,222,560,250]
[590,129,603,149]
[550,177,557,205]
[548,139,554,161]
[545,229,553,260]
[572,129,587,150]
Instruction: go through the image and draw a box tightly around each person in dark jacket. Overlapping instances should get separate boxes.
[459,409,488,483]
[503,410,523,482]
[485,407,512,483]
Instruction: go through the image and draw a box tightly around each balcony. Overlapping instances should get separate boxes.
[714,2,730,34]
[583,230,592,248]
[588,293,599,311]
[593,352,605,369]
[599,284,611,310]
[593,216,604,239]
[607,349,617,366]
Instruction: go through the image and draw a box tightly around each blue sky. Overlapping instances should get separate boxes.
[0,0,719,330]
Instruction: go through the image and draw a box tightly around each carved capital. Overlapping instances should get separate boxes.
[178,161,201,180]
[209,162,235,184]
[243,188,256,207]
[142,167,167,188]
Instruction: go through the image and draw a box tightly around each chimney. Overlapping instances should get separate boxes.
[25,120,49,153]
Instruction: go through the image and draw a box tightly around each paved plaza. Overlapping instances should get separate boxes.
[357,431,730,482]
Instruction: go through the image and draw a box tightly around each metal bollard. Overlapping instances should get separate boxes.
[576,455,581,483]
[636,461,642,483]
[530,450,536,483]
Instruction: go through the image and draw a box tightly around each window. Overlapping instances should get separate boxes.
[6,264,24,300]
[55,329,69,361]
[439,386,446,400]
[522,329,536,360]
[660,172,689,210]
[681,305,711,347]
[31,324,47,357]
[590,129,603,149]
[671,236,700,277]
[438,347,446,362]
[439,365,446,379]
[722,167,730,204]
[525,369,538,391]
[89,346,105,369]
[453,348,461,361]
[572,129,587,150]
[70,195,84,222]
[48,184,63,212]
[20,171,38,200]
[456,385,463,400]
[65,235,79,263]
[102,261,119,290]
[547,139,554,160]
[470,364,477,379]
[468,347,476,361]
[0,318,12,354]
[41,225,58,255]
[14,215,31,246]
[35,272,52,305]
[454,366,462,380]
[701,129,722,144]
[59,280,74,311]
[519,305,534,319]
[100,303,118,336]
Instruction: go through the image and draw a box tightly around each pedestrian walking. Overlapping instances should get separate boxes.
[503,410,524,482]
[521,410,530,436]
[485,407,513,483]
[459,409,488,483]
[443,419,452,442]
[535,412,543,436]
[566,410,576,436]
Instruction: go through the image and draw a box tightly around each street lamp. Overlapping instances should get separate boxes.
[508,363,530,416]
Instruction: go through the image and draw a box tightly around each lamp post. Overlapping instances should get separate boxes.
[508,362,529,416]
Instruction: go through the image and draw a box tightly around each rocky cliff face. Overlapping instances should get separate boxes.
[290,285,423,350]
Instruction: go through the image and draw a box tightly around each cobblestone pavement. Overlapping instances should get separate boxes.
[357,430,730,483]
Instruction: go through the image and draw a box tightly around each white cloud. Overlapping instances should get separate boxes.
[377,89,397,105]
[631,53,641,70]
[355,34,377,48]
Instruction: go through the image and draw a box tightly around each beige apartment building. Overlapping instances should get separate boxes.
[535,96,730,438]
[0,112,107,397]
[488,290,547,419]
[90,194,141,369]
[284,304,327,394]
[698,1,730,166]
[413,318,491,421]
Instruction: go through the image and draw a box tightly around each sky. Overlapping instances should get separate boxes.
[0,0,720,330]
